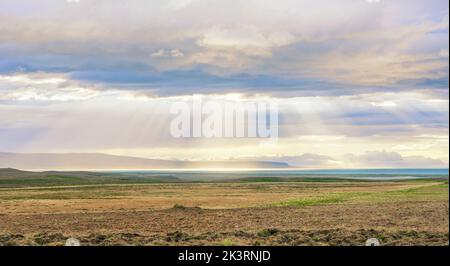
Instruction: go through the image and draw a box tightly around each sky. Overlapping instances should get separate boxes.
[0,0,448,168]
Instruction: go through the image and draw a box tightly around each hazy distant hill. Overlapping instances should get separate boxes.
[0,152,289,170]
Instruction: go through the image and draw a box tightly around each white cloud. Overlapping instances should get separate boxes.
[197,25,295,56]
[150,49,166,57]
[170,49,185,58]
[3,87,97,101]
[151,49,184,58]
[342,151,448,168]
[0,73,99,101]
[370,101,397,107]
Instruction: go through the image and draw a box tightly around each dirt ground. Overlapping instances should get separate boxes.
[0,181,448,246]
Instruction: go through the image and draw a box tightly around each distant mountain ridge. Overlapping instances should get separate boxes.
[0,152,290,170]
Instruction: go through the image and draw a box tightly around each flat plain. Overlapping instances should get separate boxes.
[0,175,448,246]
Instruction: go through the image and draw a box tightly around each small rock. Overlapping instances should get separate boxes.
[365,238,380,246]
[65,238,80,246]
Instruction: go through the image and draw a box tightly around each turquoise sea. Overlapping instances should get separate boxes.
[108,168,449,181]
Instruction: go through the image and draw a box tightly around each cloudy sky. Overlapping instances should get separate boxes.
[0,0,448,168]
